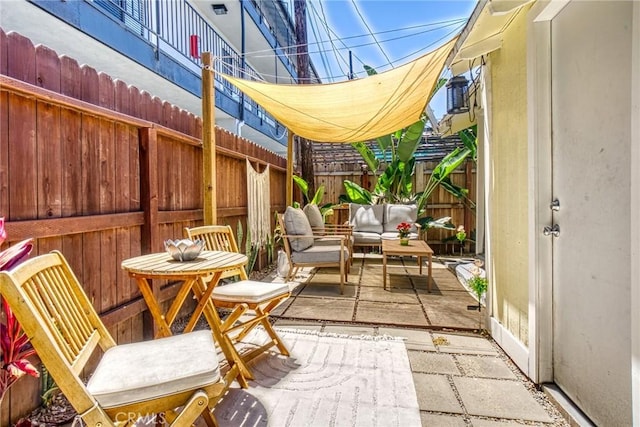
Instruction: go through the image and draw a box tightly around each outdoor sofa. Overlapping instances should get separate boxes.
[347,203,422,249]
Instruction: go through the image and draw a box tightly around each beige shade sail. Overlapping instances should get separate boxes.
[218,37,458,143]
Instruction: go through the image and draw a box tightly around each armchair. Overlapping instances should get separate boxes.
[277,207,350,294]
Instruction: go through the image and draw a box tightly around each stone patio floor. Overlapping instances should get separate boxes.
[267,253,570,426]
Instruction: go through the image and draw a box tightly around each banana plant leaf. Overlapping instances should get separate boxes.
[351,142,379,173]
[376,134,393,151]
[343,180,373,205]
[432,147,470,181]
[439,177,469,200]
[458,126,477,161]
[311,185,325,205]
[397,119,425,163]
[292,175,309,200]
[416,216,456,230]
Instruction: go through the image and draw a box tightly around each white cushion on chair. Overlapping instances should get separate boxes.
[87,330,220,408]
[213,280,290,303]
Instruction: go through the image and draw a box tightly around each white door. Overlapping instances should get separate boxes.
[550,2,632,425]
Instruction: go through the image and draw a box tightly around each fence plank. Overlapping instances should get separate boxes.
[8,93,37,220]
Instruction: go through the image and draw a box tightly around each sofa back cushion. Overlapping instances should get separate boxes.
[303,204,325,232]
[349,204,384,234]
[384,204,418,233]
[284,206,314,252]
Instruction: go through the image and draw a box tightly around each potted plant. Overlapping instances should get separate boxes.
[396,222,412,246]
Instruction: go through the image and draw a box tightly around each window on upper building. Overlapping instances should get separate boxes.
[94,0,146,37]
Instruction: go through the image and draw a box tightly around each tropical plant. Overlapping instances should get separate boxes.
[466,259,488,316]
[0,218,39,404]
[292,175,334,220]
[347,117,424,204]
[235,221,259,274]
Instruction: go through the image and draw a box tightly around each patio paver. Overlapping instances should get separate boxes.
[433,332,499,355]
[413,373,465,414]
[282,296,355,322]
[408,351,460,375]
[359,284,420,304]
[421,413,468,427]
[454,377,553,422]
[355,300,428,326]
[456,355,517,379]
[378,327,436,351]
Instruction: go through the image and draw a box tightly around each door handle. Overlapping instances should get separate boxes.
[543,224,560,237]
[550,199,560,211]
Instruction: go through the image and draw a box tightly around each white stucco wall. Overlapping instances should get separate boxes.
[485,8,530,349]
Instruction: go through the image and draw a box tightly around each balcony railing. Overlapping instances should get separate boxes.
[89,0,300,134]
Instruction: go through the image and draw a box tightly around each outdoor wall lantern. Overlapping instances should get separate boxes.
[446,75,470,115]
[212,4,228,15]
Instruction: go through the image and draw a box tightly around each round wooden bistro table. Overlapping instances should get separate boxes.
[121,250,252,387]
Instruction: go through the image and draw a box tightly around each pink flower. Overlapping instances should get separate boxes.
[0,217,6,246]
[6,360,39,379]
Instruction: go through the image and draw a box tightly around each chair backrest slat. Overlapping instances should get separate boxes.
[185,225,247,280]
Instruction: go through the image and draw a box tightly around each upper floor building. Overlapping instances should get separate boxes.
[0,0,320,154]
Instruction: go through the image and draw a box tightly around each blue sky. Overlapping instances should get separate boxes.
[304,0,476,119]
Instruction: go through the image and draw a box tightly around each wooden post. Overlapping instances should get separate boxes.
[286,130,294,206]
[139,127,159,254]
[202,52,217,224]
[139,126,159,339]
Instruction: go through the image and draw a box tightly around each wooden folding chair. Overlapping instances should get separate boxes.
[185,225,291,371]
[0,251,237,427]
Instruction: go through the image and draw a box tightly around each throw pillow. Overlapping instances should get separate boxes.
[283,206,314,252]
[384,204,418,233]
[303,204,325,231]
[349,204,384,233]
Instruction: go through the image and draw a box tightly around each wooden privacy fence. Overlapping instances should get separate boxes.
[0,30,286,423]
[315,160,477,252]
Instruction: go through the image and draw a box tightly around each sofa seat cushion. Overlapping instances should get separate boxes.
[87,330,220,409]
[213,280,290,304]
[284,206,314,252]
[350,204,384,233]
[291,244,349,264]
[381,231,420,240]
[353,231,382,245]
[383,204,418,233]
[303,204,325,232]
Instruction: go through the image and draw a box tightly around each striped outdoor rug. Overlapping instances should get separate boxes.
[215,328,420,427]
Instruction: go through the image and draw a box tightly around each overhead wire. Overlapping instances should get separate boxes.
[350,0,394,68]
[306,5,334,81]
[218,21,464,82]
[312,0,349,81]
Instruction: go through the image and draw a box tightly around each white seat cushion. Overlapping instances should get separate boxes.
[87,330,220,408]
[213,280,289,303]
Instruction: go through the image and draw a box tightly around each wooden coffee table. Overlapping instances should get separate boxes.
[382,239,434,291]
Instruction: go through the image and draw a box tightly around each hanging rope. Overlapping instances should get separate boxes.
[246,159,271,248]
